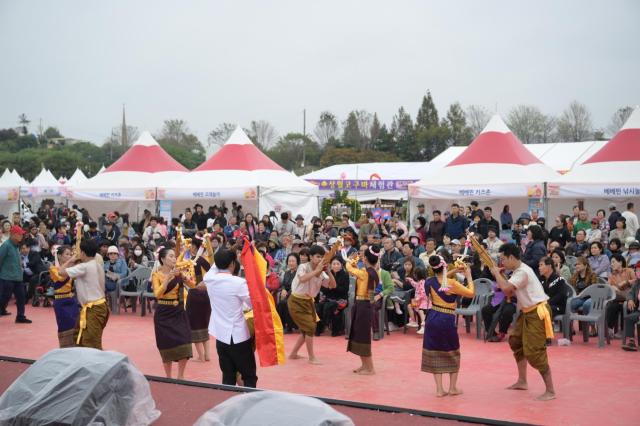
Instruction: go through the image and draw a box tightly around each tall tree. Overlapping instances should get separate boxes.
[465,105,491,137]
[207,122,235,154]
[266,133,320,171]
[342,111,362,148]
[372,123,393,152]
[105,125,139,146]
[556,101,593,142]
[506,105,557,144]
[313,111,340,147]
[390,106,415,160]
[443,102,473,146]
[160,119,190,145]
[43,127,63,139]
[18,114,30,136]
[370,113,381,147]
[354,110,373,150]
[607,106,633,136]
[415,91,439,130]
[248,120,278,149]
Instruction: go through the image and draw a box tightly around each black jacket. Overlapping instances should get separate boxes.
[542,273,569,315]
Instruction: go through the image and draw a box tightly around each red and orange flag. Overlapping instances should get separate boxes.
[240,238,286,367]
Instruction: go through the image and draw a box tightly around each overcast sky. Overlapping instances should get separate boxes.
[1,0,638,146]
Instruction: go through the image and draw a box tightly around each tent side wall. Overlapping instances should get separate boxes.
[258,186,319,221]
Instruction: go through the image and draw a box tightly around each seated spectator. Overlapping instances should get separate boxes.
[483,226,503,263]
[481,284,516,342]
[315,257,349,337]
[566,229,589,257]
[607,254,636,338]
[414,216,428,244]
[408,233,425,257]
[538,257,569,317]
[621,263,640,351]
[549,216,570,248]
[551,249,572,282]
[104,245,129,293]
[278,253,299,333]
[223,216,239,239]
[586,218,602,243]
[573,210,591,237]
[128,243,149,270]
[397,241,425,280]
[275,212,295,237]
[500,204,513,230]
[595,209,610,245]
[54,223,72,246]
[323,216,338,238]
[569,257,598,315]
[522,225,547,275]
[624,241,640,268]
[609,217,633,247]
[20,241,46,302]
[588,241,610,279]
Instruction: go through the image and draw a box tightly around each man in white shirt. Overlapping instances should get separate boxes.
[274,212,296,237]
[205,249,257,388]
[622,202,639,238]
[60,239,108,350]
[489,243,556,401]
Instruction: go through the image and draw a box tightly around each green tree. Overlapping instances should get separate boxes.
[415,91,439,130]
[607,106,633,136]
[267,133,321,171]
[372,124,393,152]
[160,142,205,170]
[157,119,205,158]
[319,147,399,167]
[390,107,414,160]
[314,112,340,147]
[342,111,361,148]
[370,113,381,146]
[444,102,473,146]
[44,127,62,139]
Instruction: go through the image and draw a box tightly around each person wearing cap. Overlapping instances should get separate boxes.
[608,203,622,231]
[412,203,428,228]
[323,216,338,239]
[0,225,31,323]
[104,246,129,295]
[59,239,109,349]
[586,218,602,244]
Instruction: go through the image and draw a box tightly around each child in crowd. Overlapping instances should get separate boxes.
[406,267,431,335]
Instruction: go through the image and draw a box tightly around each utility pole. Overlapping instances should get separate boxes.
[301,109,306,168]
[110,129,114,160]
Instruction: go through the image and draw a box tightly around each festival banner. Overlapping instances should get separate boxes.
[306,179,417,192]
[240,238,285,367]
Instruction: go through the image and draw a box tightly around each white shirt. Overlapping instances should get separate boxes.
[205,268,252,345]
[622,211,639,236]
[291,263,328,298]
[508,262,549,310]
[66,258,105,305]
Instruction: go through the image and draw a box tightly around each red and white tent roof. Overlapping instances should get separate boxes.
[159,127,318,219]
[409,115,560,199]
[68,131,188,201]
[550,106,640,198]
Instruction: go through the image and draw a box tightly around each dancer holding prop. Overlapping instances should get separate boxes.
[487,242,556,401]
[345,245,381,375]
[421,255,474,397]
[49,245,79,347]
[287,242,338,364]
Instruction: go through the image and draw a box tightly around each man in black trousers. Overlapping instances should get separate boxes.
[204,249,257,388]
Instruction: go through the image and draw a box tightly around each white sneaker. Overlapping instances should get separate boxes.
[416,327,425,335]
[388,323,400,332]
[406,321,419,328]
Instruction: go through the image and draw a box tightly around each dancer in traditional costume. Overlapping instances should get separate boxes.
[183,232,214,362]
[287,244,336,364]
[49,245,79,347]
[59,239,109,350]
[345,245,381,375]
[421,255,474,397]
[152,247,196,379]
[489,243,556,401]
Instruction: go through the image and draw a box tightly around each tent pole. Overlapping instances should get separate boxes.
[543,183,549,221]
[257,186,261,219]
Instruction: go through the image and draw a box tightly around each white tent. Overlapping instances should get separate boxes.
[159,127,319,220]
[65,168,88,187]
[548,106,640,214]
[0,169,21,218]
[408,115,561,220]
[69,131,188,218]
[11,170,28,186]
[21,168,64,199]
[301,148,461,201]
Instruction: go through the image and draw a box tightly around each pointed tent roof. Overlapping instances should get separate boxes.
[31,168,62,187]
[104,131,187,173]
[195,126,283,172]
[11,170,28,186]
[97,165,106,175]
[583,106,640,164]
[66,168,88,186]
[550,106,640,197]
[409,115,559,199]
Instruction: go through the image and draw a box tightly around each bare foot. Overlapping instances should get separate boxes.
[205,356,210,362]
[308,358,322,365]
[288,354,304,360]
[449,387,463,396]
[436,390,449,397]
[357,369,375,375]
[353,366,364,373]
[536,391,556,401]
[194,357,205,363]
[507,381,528,390]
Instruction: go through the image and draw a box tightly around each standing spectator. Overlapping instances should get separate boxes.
[412,202,428,226]
[426,210,445,246]
[549,216,570,248]
[500,205,513,230]
[0,226,31,323]
[244,213,258,241]
[444,203,468,240]
[1,220,12,244]
[608,203,622,231]
[522,225,547,275]
[622,202,639,238]
[478,207,500,239]
[573,210,591,237]
[182,210,197,237]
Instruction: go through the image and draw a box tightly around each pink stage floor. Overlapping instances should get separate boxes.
[1,304,638,425]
